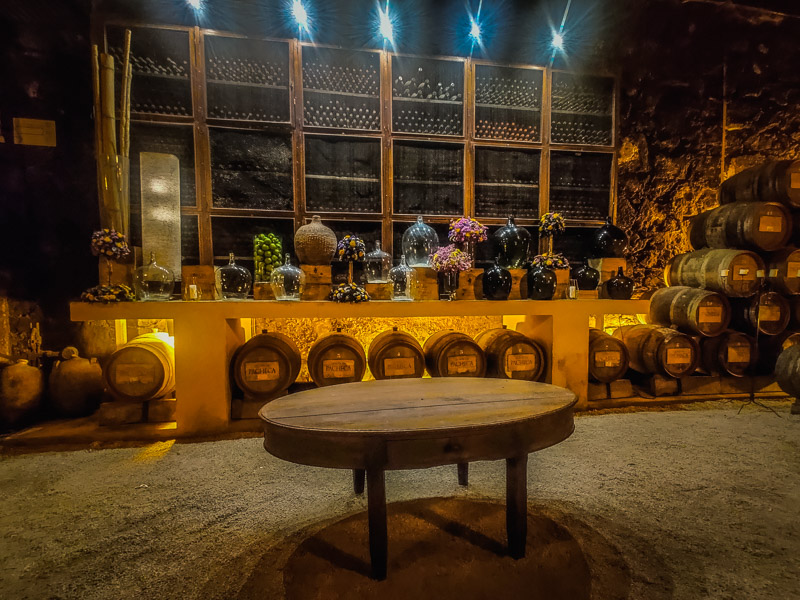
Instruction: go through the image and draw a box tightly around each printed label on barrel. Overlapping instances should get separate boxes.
[384,357,415,376]
[698,306,723,323]
[594,351,621,368]
[791,172,800,188]
[733,268,753,280]
[322,359,355,379]
[447,354,478,375]
[727,345,751,364]
[505,353,536,373]
[116,364,155,385]
[666,347,693,365]
[758,304,781,322]
[244,361,280,382]
[758,215,783,232]
[788,262,800,278]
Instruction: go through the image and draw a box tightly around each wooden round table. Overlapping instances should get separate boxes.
[260,377,577,580]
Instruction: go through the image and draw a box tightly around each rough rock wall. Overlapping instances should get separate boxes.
[615,0,800,289]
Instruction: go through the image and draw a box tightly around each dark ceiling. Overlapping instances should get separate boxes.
[731,0,800,15]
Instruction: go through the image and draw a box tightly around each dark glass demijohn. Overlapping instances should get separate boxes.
[482,260,512,300]
[527,264,557,300]
[605,267,634,299]
[574,263,600,290]
[494,216,531,269]
[592,217,628,258]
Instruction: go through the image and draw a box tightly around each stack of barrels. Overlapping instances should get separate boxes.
[646,159,800,393]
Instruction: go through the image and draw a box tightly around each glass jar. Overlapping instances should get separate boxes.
[133,252,174,301]
[389,255,415,301]
[402,216,439,268]
[365,241,392,283]
[216,252,252,300]
[271,254,305,301]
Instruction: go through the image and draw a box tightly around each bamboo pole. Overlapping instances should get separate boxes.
[118,29,133,237]
[91,45,108,227]
[100,53,122,232]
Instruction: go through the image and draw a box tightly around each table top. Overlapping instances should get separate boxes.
[260,378,577,470]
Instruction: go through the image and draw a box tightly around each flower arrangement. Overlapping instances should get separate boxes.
[430,244,473,273]
[532,253,570,270]
[538,212,566,237]
[91,228,130,260]
[448,216,488,244]
[80,283,134,303]
[329,282,370,303]
[337,235,366,262]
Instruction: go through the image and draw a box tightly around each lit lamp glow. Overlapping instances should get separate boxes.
[292,0,309,31]
[552,32,564,50]
[469,19,481,43]
[187,0,201,9]
[379,4,394,44]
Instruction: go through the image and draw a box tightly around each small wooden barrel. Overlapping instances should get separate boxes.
[648,286,731,337]
[424,330,487,378]
[307,331,366,387]
[791,297,800,329]
[104,332,176,401]
[718,159,800,209]
[755,330,800,374]
[665,249,764,297]
[688,202,791,252]
[612,325,699,378]
[475,327,545,381]
[588,328,630,383]
[698,330,756,377]
[368,328,425,380]
[730,292,791,336]
[231,331,301,400]
[766,248,800,296]
[775,344,800,398]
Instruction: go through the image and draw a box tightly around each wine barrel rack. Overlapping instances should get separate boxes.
[766,248,800,296]
[588,328,629,383]
[424,330,487,378]
[231,331,301,401]
[475,327,545,381]
[612,324,699,378]
[698,330,756,377]
[718,159,800,210]
[104,332,176,402]
[665,249,765,298]
[307,330,367,387]
[368,328,426,380]
[649,286,730,338]
[729,292,791,337]
[688,202,791,252]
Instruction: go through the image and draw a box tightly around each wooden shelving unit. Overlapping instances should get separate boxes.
[102,23,618,270]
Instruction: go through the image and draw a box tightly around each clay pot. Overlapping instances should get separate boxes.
[482,261,512,300]
[527,265,557,300]
[605,267,634,299]
[574,263,600,290]
[592,217,628,258]
[294,216,337,265]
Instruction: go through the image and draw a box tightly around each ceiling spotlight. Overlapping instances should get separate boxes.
[187,0,201,9]
[469,19,481,43]
[292,0,309,31]
[379,4,394,44]
[552,32,564,50]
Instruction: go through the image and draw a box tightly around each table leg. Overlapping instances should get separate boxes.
[367,468,387,580]
[457,462,469,486]
[353,469,365,495]
[506,454,528,559]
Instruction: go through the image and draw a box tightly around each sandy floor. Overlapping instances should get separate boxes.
[1,401,798,600]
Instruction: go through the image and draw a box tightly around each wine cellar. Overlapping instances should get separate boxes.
[103,22,618,275]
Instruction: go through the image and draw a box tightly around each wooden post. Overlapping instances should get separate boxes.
[353,469,365,495]
[367,468,388,580]
[457,462,469,486]
[506,453,528,559]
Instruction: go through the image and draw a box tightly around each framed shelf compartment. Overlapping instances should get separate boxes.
[474,146,541,219]
[304,135,382,214]
[209,128,293,211]
[474,64,543,142]
[107,25,193,118]
[204,34,290,123]
[549,151,613,222]
[551,72,614,147]
[211,215,296,274]
[392,55,465,136]
[302,46,381,131]
[393,140,464,216]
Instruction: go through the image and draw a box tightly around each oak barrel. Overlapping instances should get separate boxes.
[104,332,175,401]
[307,330,366,387]
[698,330,756,377]
[423,330,487,378]
[766,248,800,296]
[729,292,790,336]
[649,286,731,337]
[775,344,800,398]
[665,249,765,297]
[368,328,425,380]
[688,202,791,252]
[754,330,800,374]
[475,327,545,381]
[588,328,630,383]
[231,331,301,400]
[791,297,800,329]
[612,325,699,378]
[718,159,800,209]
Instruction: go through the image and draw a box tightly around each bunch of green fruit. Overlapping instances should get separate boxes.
[253,233,282,281]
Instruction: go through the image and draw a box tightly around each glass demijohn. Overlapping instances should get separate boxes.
[217,252,252,300]
[389,255,415,301]
[271,254,305,301]
[365,241,392,283]
[133,252,174,301]
[402,216,439,267]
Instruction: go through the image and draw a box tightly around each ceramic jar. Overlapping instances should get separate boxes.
[574,263,600,290]
[527,264,557,300]
[294,216,337,265]
[605,267,634,299]
[494,217,531,269]
[482,260,512,300]
[592,217,628,258]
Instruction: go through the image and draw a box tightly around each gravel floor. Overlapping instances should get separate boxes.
[1,401,798,600]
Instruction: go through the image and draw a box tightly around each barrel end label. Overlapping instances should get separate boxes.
[666,347,693,365]
[758,215,783,233]
[698,306,723,323]
[791,172,800,189]
[788,262,800,278]
[505,353,536,375]
[447,354,478,375]
[384,357,415,377]
[593,351,621,368]
[758,304,781,322]
[727,345,751,364]
[322,359,355,379]
[116,364,155,385]
[245,361,280,382]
